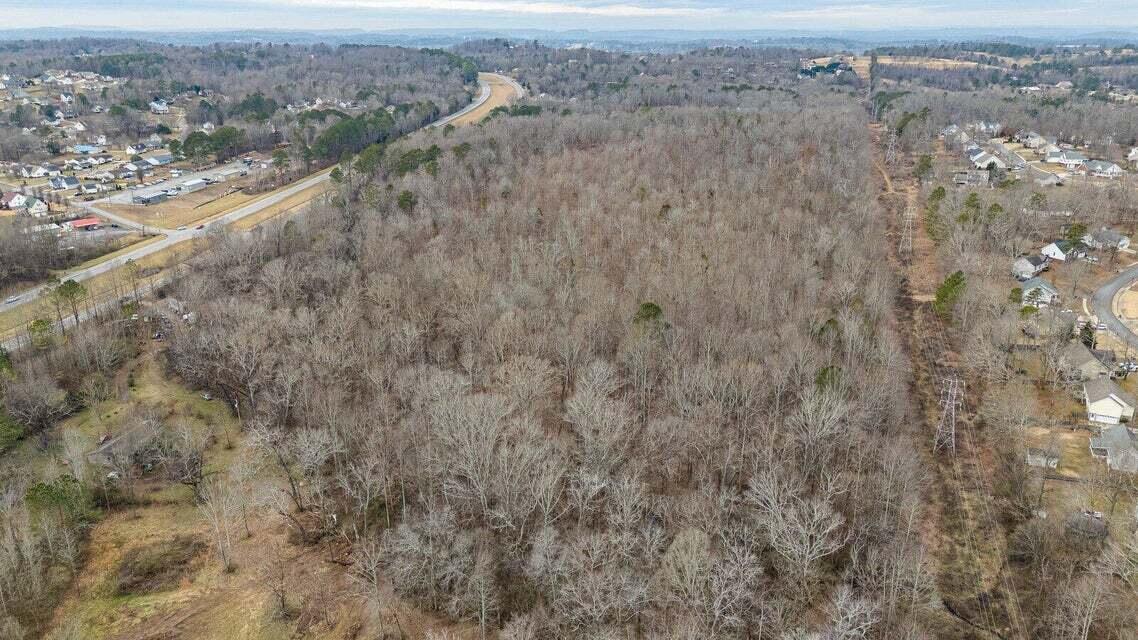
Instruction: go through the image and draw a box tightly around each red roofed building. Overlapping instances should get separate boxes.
[68,217,102,231]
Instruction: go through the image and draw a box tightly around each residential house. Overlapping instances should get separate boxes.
[1089,424,1138,472]
[143,152,174,167]
[1046,150,1088,170]
[1023,132,1054,149]
[0,192,26,209]
[1060,341,1113,380]
[48,175,79,191]
[24,198,48,217]
[1084,378,1137,424]
[19,165,47,179]
[1042,240,1083,261]
[954,170,990,187]
[1035,174,1064,187]
[1012,255,1047,280]
[72,143,101,155]
[79,182,101,195]
[1082,228,1131,251]
[41,164,62,177]
[1022,277,1060,307]
[972,152,1007,170]
[1128,148,1138,165]
[1055,80,1075,91]
[149,99,169,114]
[1085,160,1125,178]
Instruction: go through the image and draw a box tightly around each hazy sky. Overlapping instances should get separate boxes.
[0,0,1132,32]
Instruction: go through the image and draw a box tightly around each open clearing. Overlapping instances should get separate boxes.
[446,72,519,127]
[227,182,328,231]
[102,181,269,230]
[876,55,1000,70]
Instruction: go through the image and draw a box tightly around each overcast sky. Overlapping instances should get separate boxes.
[0,0,1133,32]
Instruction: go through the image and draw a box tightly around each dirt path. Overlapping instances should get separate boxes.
[871,121,1026,639]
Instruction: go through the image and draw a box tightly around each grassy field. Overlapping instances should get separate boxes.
[37,345,479,639]
[102,181,269,230]
[227,182,328,232]
[448,72,519,127]
[0,239,200,342]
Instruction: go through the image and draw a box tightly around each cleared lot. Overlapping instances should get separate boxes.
[227,182,328,231]
[446,73,520,127]
[101,180,268,230]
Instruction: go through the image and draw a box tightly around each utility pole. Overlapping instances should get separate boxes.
[899,206,914,258]
[934,377,965,455]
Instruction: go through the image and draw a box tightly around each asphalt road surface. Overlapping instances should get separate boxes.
[1091,263,1138,351]
[1,74,522,351]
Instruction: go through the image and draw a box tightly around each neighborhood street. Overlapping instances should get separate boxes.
[1091,263,1138,351]
[1,73,520,351]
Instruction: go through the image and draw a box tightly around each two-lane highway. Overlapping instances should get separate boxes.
[1,73,523,351]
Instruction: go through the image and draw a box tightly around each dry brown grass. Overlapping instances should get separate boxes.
[448,73,519,127]
[0,239,199,341]
[876,55,998,70]
[102,181,267,230]
[227,183,329,232]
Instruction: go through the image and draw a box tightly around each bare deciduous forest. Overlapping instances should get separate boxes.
[2,36,1138,640]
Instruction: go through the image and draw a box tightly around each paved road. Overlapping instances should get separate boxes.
[1091,263,1138,351]
[1,74,522,351]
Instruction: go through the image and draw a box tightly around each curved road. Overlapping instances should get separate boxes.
[1091,263,1138,350]
[2,73,522,350]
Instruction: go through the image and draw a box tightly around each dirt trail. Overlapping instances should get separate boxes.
[872,121,1026,639]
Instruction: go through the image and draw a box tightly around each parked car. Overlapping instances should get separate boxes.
[4,295,20,304]
[176,225,187,231]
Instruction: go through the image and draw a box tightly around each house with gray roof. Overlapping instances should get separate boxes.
[1084,378,1137,424]
[1013,255,1046,280]
[1085,160,1125,179]
[1060,341,1112,381]
[1022,277,1060,307]
[1090,424,1138,472]
[1083,227,1131,251]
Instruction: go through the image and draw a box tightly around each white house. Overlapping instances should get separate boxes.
[1085,378,1137,424]
[1013,255,1047,280]
[1083,228,1131,251]
[1129,148,1138,165]
[1085,160,1125,179]
[1042,240,1082,261]
[1022,277,1060,307]
[48,175,79,191]
[1,192,26,209]
[1047,150,1088,170]
[24,198,48,217]
[973,152,1007,170]
[19,165,47,179]
[149,99,169,114]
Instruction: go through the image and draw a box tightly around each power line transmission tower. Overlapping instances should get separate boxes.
[899,207,914,257]
[885,130,899,165]
[934,377,965,455]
